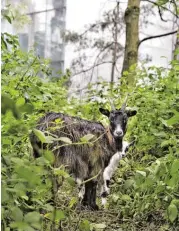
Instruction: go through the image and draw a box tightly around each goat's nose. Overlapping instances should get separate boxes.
[116,131,123,136]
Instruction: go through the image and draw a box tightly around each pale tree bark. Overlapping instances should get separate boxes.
[111,1,119,84]
[173,30,179,60]
[122,0,141,85]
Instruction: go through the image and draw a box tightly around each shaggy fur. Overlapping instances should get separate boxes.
[30,107,137,210]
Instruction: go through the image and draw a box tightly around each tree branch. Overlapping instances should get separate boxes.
[142,0,179,18]
[71,61,113,78]
[158,6,167,22]
[138,30,178,47]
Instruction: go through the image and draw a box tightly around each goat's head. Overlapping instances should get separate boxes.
[99,102,137,140]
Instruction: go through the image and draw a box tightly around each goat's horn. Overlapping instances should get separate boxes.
[108,98,115,110]
[121,94,129,110]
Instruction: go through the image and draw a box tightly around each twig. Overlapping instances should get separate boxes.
[89,42,114,82]
[158,6,167,22]
[52,131,107,152]
[71,61,113,78]
[15,56,38,90]
[82,170,102,184]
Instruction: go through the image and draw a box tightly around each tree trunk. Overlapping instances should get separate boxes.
[173,30,179,60]
[110,1,119,85]
[122,0,141,85]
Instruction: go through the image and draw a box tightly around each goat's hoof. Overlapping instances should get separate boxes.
[76,203,88,211]
[91,204,99,211]
[77,203,99,211]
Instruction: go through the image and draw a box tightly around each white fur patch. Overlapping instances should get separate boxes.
[103,151,123,183]
[76,178,85,199]
[102,197,107,205]
[101,141,130,205]
[121,141,129,157]
[76,178,82,185]
[113,124,123,137]
[78,185,85,199]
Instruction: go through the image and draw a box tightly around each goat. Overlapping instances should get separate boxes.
[101,140,135,206]
[30,102,137,210]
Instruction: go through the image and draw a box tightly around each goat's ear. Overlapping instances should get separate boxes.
[99,108,110,117]
[126,109,137,117]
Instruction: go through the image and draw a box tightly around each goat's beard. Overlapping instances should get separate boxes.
[114,137,123,151]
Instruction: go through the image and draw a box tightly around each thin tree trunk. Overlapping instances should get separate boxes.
[122,0,141,85]
[110,1,119,85]
[173,30,179,60]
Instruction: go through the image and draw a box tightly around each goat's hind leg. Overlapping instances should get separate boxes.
[81,180,99,210]
[90,180,99,210]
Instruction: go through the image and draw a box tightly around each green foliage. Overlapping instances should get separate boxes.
[1,28,76,230]
[104,62,179,229]
[2,22,179,230]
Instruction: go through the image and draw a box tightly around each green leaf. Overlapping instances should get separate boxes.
[168,203,178,223]
[10,222,30,229]
[161,140,173,148]
[54,168,69,178]
[69,197,77,208]
[123,179,134,189]
[19,103,34,114]
[66,177,76,187]
[59,137,72,144]
[43,150,55,164]
[2,187,9,203]
[80,134,95,142]
[24,211,41,224]
[4,15,12,24]
[167,114,179,126]
[33,129,46,143]
[136,170,146,177]
[79,219,90,231]
[45,135,55,143]
[170,159,179,176]
[112,194,119,203]
[121,194,131,201]
[45,210,65,222]
[16,97,25,107]
[11,157,24,165]
[11,207,23,222]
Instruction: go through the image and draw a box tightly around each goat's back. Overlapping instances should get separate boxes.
[30,112,115,180]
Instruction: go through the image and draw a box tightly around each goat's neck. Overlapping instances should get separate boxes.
[105,127,123,152]
[114,137,123,151]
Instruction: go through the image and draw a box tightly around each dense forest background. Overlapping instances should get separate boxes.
[1,1,179,230]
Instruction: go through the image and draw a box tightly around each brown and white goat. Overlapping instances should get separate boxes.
[30,103,137,210]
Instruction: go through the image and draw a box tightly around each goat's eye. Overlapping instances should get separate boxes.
[110,115,115,120]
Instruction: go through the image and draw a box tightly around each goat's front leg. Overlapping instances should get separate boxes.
[101,179,110,206]
[101,167,112,205]
[101,152,123,205]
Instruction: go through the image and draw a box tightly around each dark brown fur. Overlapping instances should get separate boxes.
[30,112,116,180]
